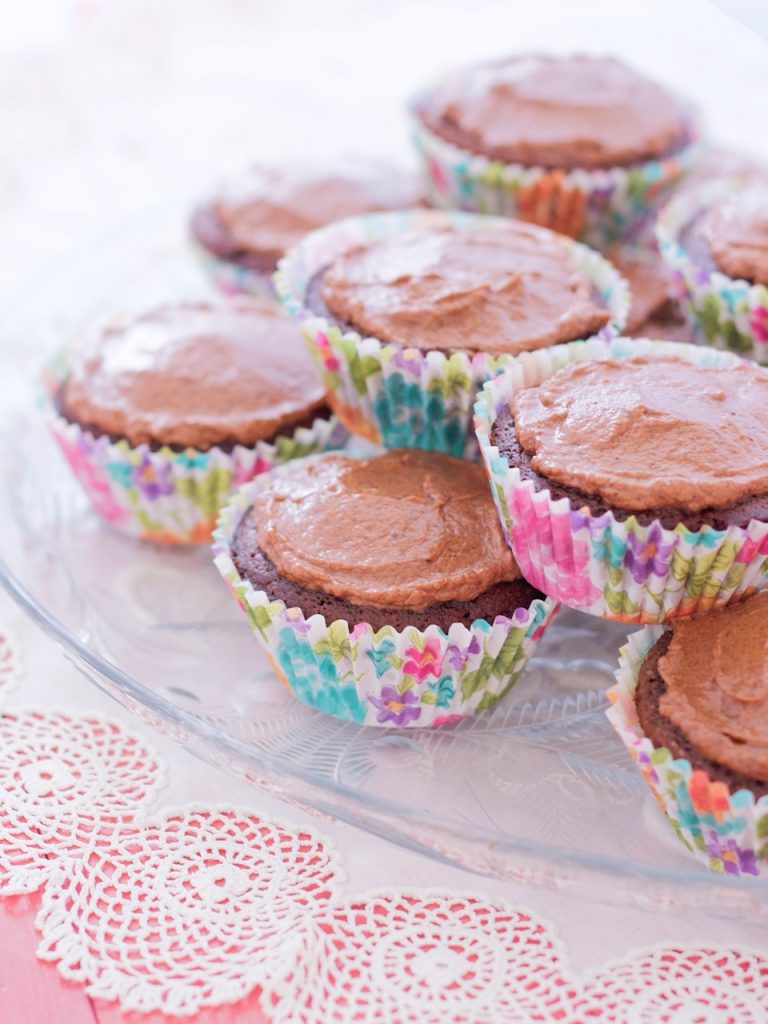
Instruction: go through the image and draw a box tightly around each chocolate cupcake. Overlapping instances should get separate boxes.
[657,179,768,362]
[191,160,424,298]
[411,54,699,246]
[608,597,768,876]
[213,448,558,726]
[46,300,346,544]
[277,208,627,455]
[475,336,768,623]
[610,248,690,341]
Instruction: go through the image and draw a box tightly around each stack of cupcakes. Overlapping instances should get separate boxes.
[45,46,768,879]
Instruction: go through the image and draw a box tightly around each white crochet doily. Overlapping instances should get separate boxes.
[0,706,164,895]
[262,891,768,1024]
[0,702,763,1020]
[264,890,573,1024]
[36,805,342,1015]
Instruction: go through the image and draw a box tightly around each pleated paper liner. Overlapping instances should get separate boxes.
[656,177,768,365]
[212,471,559,728]
[607,627,768,877]
[275,208,629,458]
[192,241,278,301]
[410,98,702,249]
[475,336,768,624]
[43,350,347,545]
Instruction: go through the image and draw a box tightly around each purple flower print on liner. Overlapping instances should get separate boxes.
[391,348,424,374]
[624,521,675,584]
[445,634,481,672]
[369,686,421,726]
[704,829,758,877]
[134,454,174,500]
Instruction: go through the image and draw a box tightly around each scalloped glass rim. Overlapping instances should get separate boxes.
[0,206,766,919]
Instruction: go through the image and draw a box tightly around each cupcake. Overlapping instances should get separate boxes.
[277,208,627,456]
[46,300,346,544]
[213,448,558,726]
[610,248,690,342]
[475,336,768,624]
[190,160,424,298]
[608,593,768,876]
[411,54,699,247]
[657,179,768,361]
[677,145,765,197]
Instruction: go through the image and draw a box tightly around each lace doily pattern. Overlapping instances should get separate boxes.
[36,807,342,1015]
[0,707,164,895]
[263,890,573,1024]
[579,945,768,1023]
[0,628,20,704]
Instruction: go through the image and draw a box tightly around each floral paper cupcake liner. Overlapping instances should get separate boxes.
[410,102,702,249]
[43,351,347,545]
[607,628,768,877]
[656,178,768,364]
[192,243,277,301]
[212,472,559,728]
[475,336,768,624]
[276,208,628,458]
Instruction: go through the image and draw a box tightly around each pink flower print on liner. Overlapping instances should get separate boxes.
[432,713,466,728]
[749,305,768,343]
[55,434,130,526]
[403,637,444,682]
[314,332,341,373]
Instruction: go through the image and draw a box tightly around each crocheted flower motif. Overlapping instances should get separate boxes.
[37,807,341,1015]
[262,892,573,1024]
[577,945,768,1023]
[0,709,164,895]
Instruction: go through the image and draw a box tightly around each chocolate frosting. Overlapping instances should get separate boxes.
[319,222,610,355]
[511,355,768,513]
[62,301,326,450]
[252,449,520,610]
[611,252,673,334]
[207,161,423,264]
[419,55,686,169]
[701,183,768,285]
[658,592,768,782]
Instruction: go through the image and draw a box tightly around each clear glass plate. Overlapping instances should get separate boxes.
[1,211,766,920]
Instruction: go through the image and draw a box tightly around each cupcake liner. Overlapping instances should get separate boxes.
[275,208,629,458]
[475,336,768,624]
[656,178,768,364]
[607,628,768,877]
[42,350,348,545]
[212,471,559,728]
[410,101,702,249]
[192,242,277,300]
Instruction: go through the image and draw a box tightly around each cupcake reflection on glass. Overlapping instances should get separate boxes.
[44,300,346,544]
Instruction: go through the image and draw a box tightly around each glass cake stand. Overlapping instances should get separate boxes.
[0,210,765,920]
